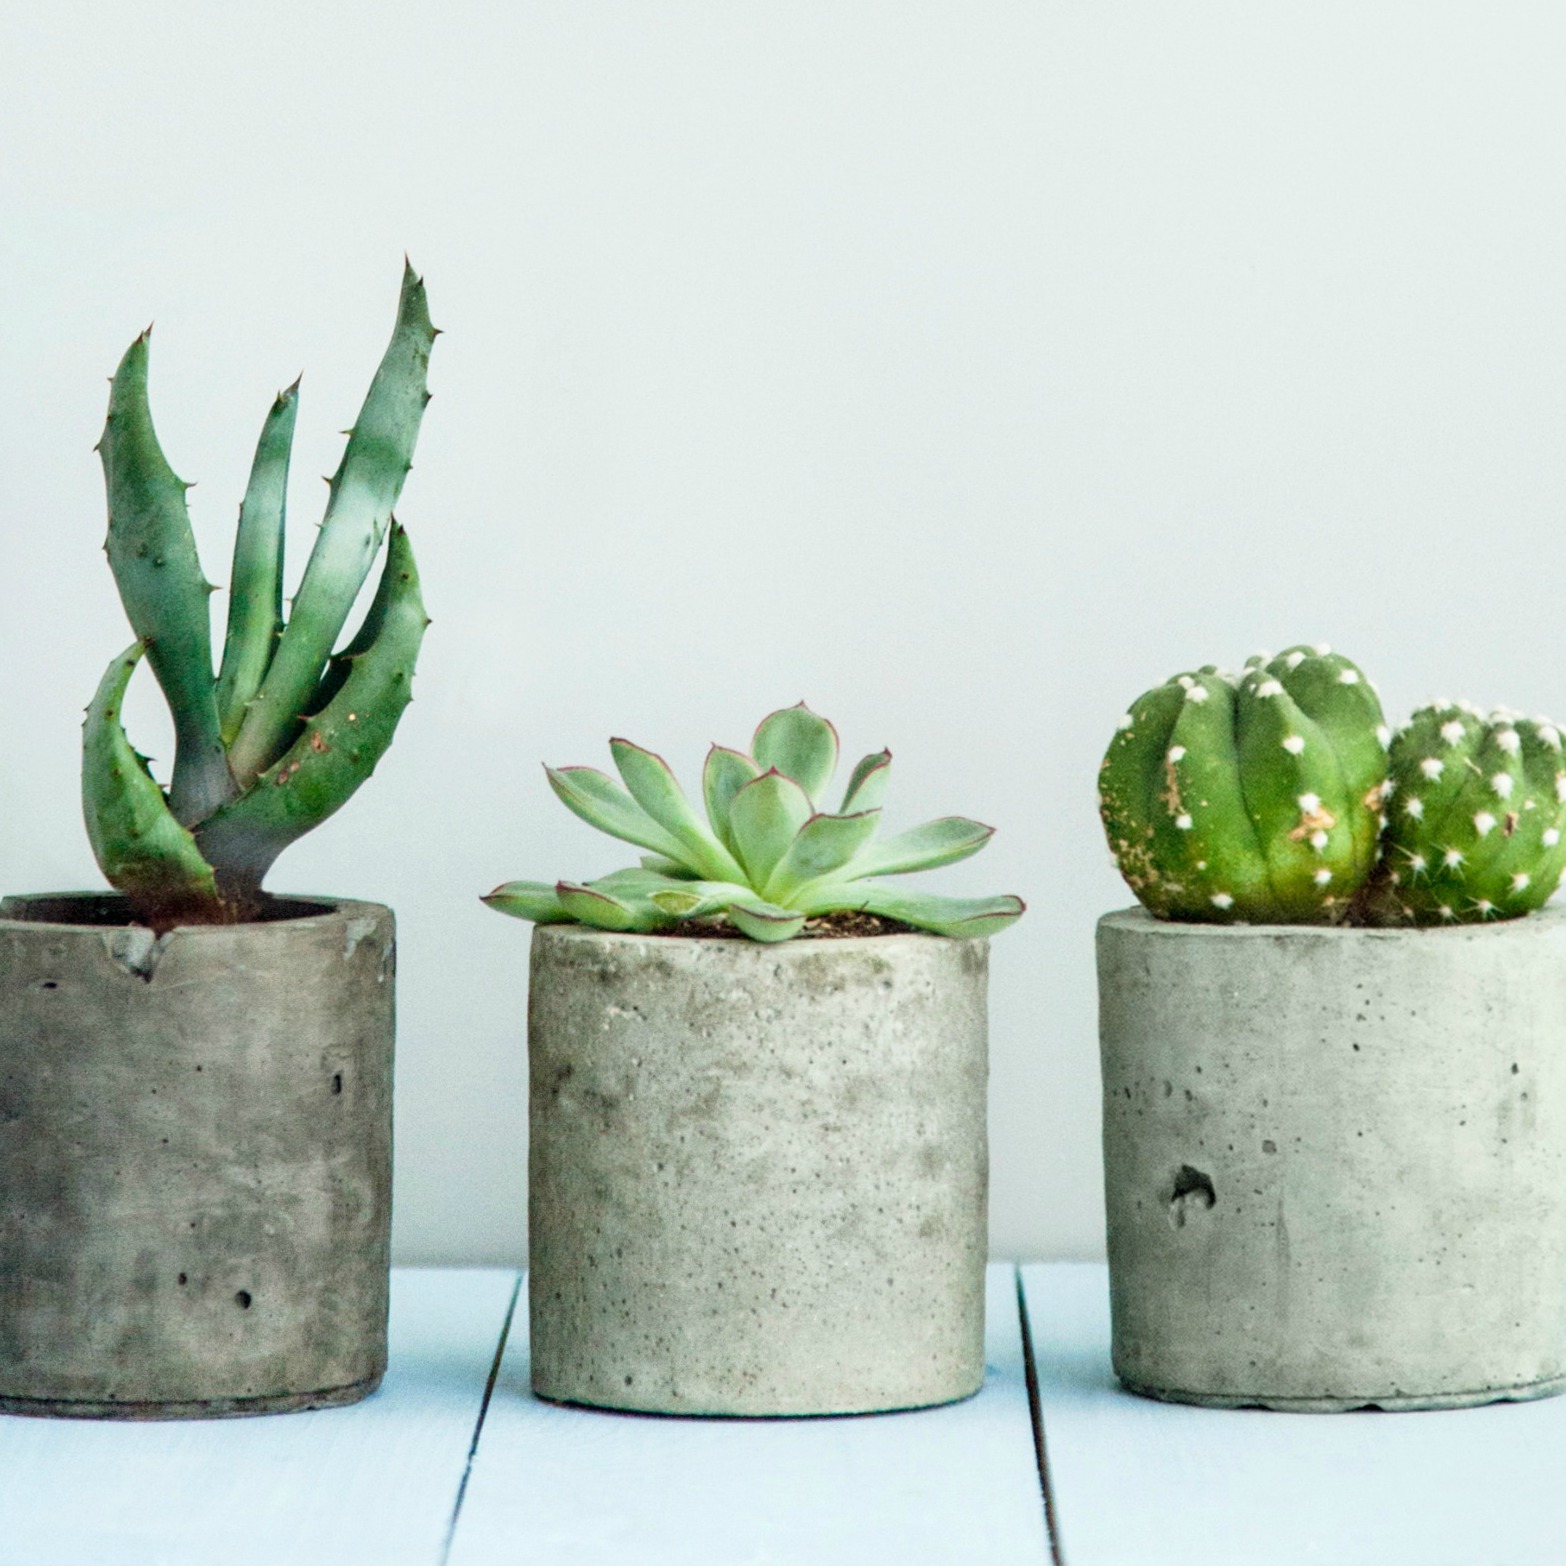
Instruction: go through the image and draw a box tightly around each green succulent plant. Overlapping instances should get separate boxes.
[484,703,1025,942]
[1371,702,1566,924]
[84,264,435,928]
[1100,645,1390,923]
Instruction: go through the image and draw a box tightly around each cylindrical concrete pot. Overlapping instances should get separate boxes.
[527,925,990,1416]
[0,892,395,1419]
[1099,905,1566,1411]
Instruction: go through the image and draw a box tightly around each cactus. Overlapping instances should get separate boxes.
[1099,645,1389,923]
[483,703,1025,942]
[84,265,435,928]
[1370,703,1566,923]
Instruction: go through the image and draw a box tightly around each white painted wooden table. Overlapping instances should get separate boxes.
[4,1263,1563,1563]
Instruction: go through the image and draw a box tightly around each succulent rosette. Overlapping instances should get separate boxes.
[485,703,1024,943]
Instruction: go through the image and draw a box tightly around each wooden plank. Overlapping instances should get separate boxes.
[0,1267,517,1566]
[447,1262,1050,1565]
[1021,1262,1566,1566]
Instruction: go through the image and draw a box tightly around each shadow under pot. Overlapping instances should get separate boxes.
[0,892,395,1419]
[527,924,991,1416]
[1098,906,1566,1411]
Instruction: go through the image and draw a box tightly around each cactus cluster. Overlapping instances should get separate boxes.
[85,265,435,927]
[1102,646,1566,926]
[484,703,1025,942]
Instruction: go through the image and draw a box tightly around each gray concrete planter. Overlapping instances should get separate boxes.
[1099,906,1566,1411]
[527,925,990,1416]
[0,892,395,1419]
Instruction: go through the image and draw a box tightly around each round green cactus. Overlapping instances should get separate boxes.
[1099,645,1389,923]
[1375,703,1566,923]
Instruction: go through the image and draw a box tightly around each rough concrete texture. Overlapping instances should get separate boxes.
[0,893,395,1417]
[1098,906,1566,1410]
[527,926,990,1416]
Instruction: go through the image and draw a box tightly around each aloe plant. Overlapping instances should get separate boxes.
[484,704,1025,942]
[85,265,435,927]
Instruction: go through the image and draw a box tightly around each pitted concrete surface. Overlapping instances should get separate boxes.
[1098,906,1566,1410]
[527,927,990,1416]
[0,894,395,1416]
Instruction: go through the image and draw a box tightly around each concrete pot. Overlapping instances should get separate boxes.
[0,892,395,1419]
[527,925,990,1416]
[1098,905,1566,1411]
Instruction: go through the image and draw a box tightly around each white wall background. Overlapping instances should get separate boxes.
[3,2,1565,1264]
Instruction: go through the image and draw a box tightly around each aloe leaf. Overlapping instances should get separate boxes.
[97,331,233,827]
[850,816,995,877]
[546,767,688,863]
[482,879,572,923]
[702,745,761,854]
[610,739,745,882]
[215,381,298,745]
[193,524,428,903]
[556,881,674,933]
[763,809,882,902]
[229,263,436,785]
[807,882,1026,938]
[841,750,891,812]
[752,703,839,804]
[727,900,809,943]
[82,643,225,927]
[727,769,813,888]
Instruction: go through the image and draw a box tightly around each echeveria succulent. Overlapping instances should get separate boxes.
[484,704,1025,942]
[1100,645,1389,923]
[1373,703,1566,924]
[84,265,435,927]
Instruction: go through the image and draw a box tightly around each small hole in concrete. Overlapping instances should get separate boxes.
[331,1073,343,1095]
[1168,1164,1217,1228]
[235,1291,253,1310]
[38,980,58,991]
[177,1273,188,1286]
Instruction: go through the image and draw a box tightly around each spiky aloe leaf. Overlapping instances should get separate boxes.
[228,263,436,785]
[610,739,745,882]
[82,644,224,927]
[215,381,298,744]
[727,769,813,887]
[547,767,687,863]
[752,703,839,804]
[764,809,881,901]
[192,525,428,904]
[98,332,232,827]
[482,880,573,923]
[841,750,891,812]
[853,816,994,877]
[810,883,1025,938]
[702,745,761,855]
[727,901,809,942]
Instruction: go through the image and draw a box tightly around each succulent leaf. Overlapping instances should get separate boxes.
[191,524,428,904]
[806,882,1026,938]
[215,381,297,745]
[841,750,891,812]
[702,745,761,855]
[482,880,572,923]
[556,880,676,933]
[752,703,839,804]
[727,769,813,888]
[763,809,882,901]
[726,901,809,942]
[545,767,687,862]
[853,816,994,877]
[98,331,233,827]
[610,739,745,882]
[82,644,225,927]
[228,263,436,786]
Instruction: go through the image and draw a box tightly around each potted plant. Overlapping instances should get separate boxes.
[0,265,435,1418]
[484,703,1024,1416]
[1097,643,1566,1410]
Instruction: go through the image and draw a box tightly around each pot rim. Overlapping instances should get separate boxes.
[1099,903,1566,941]
[0,890,389,932]
[531,922,972,952]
